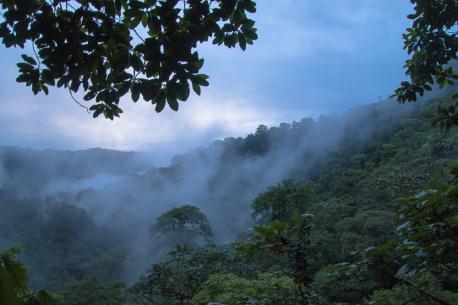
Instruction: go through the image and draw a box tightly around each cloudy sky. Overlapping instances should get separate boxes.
[0,0,412,161]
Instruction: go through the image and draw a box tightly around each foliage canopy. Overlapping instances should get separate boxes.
[395,0,458,129]
[251,180,313,224]
[1,94,458,305]
[0,0,257,118]
[150,204,213,247]
[0,248,58,305]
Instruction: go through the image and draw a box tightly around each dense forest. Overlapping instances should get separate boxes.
[0,0,457,304]
[1,88,458,304]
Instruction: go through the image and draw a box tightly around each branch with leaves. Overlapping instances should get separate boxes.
[394,0,458,130]
[0,0,257,119]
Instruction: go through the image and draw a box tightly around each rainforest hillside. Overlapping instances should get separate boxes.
[1,92,457,305]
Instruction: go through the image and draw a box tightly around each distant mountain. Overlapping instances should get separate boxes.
[0,147,152,195]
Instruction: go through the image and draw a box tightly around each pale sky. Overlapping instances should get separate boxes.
[0,0,413,161]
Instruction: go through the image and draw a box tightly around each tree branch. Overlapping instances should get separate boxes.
[69,89,90,113]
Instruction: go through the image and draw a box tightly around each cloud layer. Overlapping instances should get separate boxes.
[0,0,413,161]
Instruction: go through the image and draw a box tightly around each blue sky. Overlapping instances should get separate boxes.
[0,0,412,160]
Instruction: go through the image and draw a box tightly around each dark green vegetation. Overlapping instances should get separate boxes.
[0,247,58,305]
[0,195,128,291]
[1,1,457,304]
[0,0,257,118]
[1,90,458,304]
[395,0,458,129]
[150,205,213,248]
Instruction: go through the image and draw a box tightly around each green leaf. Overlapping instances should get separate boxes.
[244,29,258,40]
[176,82,190,101]
[16,73,30,83]
[238,32,246,51]
[130,54,143,71]
[245,0,257,13]
[17,63,34,72]
[21,54,36,65]
[93,106,104,118]
[194,74,209,86]
[155,90,166,112]
[141,14,148,27]
[131,82,140,102]
[167,89,179,111]
[192,82,201,95]
[84,90,97,101]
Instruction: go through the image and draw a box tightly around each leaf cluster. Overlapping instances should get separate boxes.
[150,204,213,246]
[0,0,257,118]
[394,0,458,129]
[0,248,58,305]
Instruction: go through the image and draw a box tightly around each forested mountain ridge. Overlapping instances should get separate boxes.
[0,147,150,196]
[131,93,458,305]
[1,1,457,304]
[1,91,457,305]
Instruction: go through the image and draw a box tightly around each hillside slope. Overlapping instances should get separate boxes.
[1,92,457,297]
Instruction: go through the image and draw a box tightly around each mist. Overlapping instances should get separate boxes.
[0,96,424,284]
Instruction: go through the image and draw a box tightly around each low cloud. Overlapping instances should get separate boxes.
[0,0,413,155]
[0,87,309,155]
